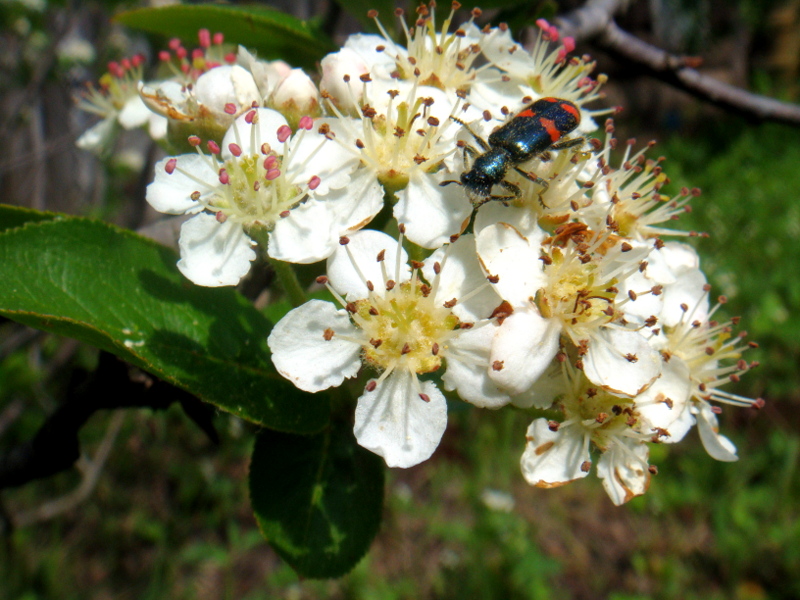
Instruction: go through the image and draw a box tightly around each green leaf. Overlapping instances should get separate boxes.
[0,204,58,233]
[333,0,396,36]
[114,4,335,70]
[249,421,384,578]
[0,206,328,433]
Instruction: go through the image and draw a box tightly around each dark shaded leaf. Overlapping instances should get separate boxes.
[250,421,384,578]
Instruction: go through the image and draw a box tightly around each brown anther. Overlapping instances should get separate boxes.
[492,360,504,371]
[548,421,561,432]
[490,301,514,324]
[487,274,500,284]
[432,343,439,356]
[366,380,377,392]
[443,298,457,308]
[346,302,357,313]
[581,461,592,473]
[419,393,431,403]
[401,343,412,355]
[369,306,379,316]
[624,353,638,363]
[705,347,715,355]
[410,260,425,269]
[355,139,365,149]
[620,242,633,252]
[628,290,638,301]
[458,322,474,329]
[596,413,608,424]
[322,328,335,341]
[413,154,427,164]
[315,275,329,284]
[386,280,396,290]
[651,285,663,296]
[370,338,382,348]
[540,255,553,266]
[366,280,374,292]
[648,465,658,475]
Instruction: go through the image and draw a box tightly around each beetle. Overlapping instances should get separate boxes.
[441,97,583,206]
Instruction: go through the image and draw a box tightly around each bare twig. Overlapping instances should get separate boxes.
[553,0,626,41]
[12,411,126,527]
[550,0,800,127]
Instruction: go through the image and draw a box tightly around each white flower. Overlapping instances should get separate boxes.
[146,108,381,285]
[476,19,606,129]
[76,55,167,153]
[656,285,764,461]
[578,131,702,240]
[268,230,509,468]
[476,219,662,398]
[139,64,261,139]
[322,79,476,248]
[519,361,669,505]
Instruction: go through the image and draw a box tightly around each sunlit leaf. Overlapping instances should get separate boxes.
[115,4,335,70]
[0,206,328,433]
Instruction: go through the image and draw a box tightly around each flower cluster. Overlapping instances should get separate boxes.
[77,4,763,504]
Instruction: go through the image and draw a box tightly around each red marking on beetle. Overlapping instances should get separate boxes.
[517,108,535,118]
[560,102,580,120]
[541,97,559,104]
[539,117,562,142]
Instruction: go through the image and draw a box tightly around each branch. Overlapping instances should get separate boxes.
[551,1,800,127]
[0,352,218,492]
[12,411,126,527]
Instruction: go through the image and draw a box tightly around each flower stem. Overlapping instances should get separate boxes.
[269,257,307,308]
[248,226,307,308]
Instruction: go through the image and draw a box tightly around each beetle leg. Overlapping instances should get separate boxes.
[548,136,585,152]
[450,116,491,152]
[514,167,549,191]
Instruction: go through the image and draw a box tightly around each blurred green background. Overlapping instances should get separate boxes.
[1,0,799,598]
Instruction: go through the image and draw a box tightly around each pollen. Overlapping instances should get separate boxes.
[354,278,460,374]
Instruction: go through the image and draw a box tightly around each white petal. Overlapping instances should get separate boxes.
[475,221,546,305]
[394,171,472,249]
[270,68,319,114]
[268,171,383,264]
[596,440,650,505]
[76,117,117,153]
[619,269,665,322]
[510,360,565,409]
[268,300,362,392]
[176,213,256,286]
[139,80,192,120]
[635,357,693,440]
[696,401,738,462]
[148,114,168,140]
[473,201,543,240]
[118,95,152,129]
[442,324,511,408]
[489,309,560,395]
[326,230,410,300]
[583,328,662,397]
[354,370,447,468]
[520,419,590,487]
[422,234,500,322]
[194,65,260,117]
[146,154,216,215]
[661,267,709,327]
[221,108,288,158]
[284,118,360,194]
